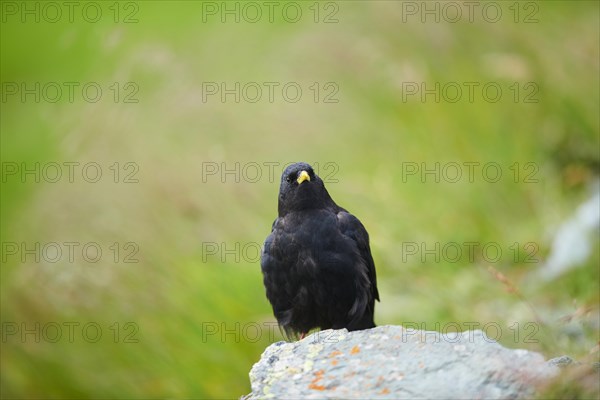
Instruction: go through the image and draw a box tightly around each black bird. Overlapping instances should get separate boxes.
[260,162,379,339]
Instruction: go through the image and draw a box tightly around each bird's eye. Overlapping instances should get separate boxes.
[285,176,292,183]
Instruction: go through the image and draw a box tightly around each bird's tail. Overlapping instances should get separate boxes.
[346,306,376,331]
[346,292,376,331]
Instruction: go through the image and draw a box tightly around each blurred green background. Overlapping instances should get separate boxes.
[1,1,598,398]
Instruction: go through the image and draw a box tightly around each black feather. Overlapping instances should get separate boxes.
[260,162,379,339]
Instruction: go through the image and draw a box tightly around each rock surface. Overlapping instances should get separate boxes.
[245,325,560,399]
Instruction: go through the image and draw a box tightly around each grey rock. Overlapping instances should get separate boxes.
[245,325,560,399]
[547,355,576,368]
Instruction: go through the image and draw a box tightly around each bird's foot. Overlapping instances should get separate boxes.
[299,332,306,340]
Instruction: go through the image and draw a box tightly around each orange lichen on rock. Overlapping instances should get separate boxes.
[328,350,342,358]
[308,383,326,391]
[308,369,326,391]
[379,388,390,395]
[350,345,361,354]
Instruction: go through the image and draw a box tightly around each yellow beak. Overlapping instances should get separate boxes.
[297,170,310,184]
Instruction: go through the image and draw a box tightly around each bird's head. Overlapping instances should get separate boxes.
[277,162,335,216]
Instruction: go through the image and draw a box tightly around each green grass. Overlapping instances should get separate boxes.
[1,1,598,398]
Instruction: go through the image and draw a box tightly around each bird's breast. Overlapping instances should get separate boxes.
[271,210,355,276]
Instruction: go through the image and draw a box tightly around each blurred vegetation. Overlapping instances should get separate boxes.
[1,1,598,398]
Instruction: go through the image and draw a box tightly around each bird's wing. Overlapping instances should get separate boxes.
[260,218,294,330]
[336,210,380,301]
